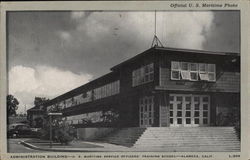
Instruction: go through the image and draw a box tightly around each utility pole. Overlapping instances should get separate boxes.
[151,10,163,48]
[49,115,52,148]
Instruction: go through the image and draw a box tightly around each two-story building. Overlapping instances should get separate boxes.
[27,46,240,143]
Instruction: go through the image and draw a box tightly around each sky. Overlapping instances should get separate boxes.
[7,11,240,113]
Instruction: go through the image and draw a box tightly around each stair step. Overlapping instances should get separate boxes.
[135,143,240,146]
[95,127,146,147]
[134,127,240,152]
[95,127,240,152]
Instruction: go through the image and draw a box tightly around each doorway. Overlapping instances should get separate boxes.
[169,94,210,127]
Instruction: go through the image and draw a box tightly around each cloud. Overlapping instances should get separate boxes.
[9,65,92,113]
[8,11,218,81]
[162,12,214,49]
[71,11,214,51]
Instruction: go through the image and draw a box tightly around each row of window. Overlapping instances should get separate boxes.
[171,61,216,82]
[132,63,154,87]
[47,80,120,112]
[63,111,103,125]
[170,118,209,125]
[132,61,216,87]
[170,111,209,118]
[169,95,209,103]
[93,80,120,100]
[62,110,118,125]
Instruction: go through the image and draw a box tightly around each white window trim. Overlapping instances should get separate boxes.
[171,61,181,80]
[190,63,198,81]
[199,63,216,82]
[171,61,216,82]
[181,62,189,71]
[180,71,191,80]
[207,64,216,82]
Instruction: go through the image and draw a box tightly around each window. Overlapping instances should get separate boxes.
[132,63,154,86]
[66,111,105,125]
[171,61,216,82]
[199,63,209,81]
[65,98,72,108]
[72,97,77,106]
[93,80,120,100]
[62,81,120,109]
[208,64,216,81]
[58,101,64,109]
[190,63,198,81]
[199,63,216,81]
[186,118,191,124]
[177,118,182,124]
[186,111,191,117]
[171,61,180,80]
[186,104,191,110]
[180,62,191,80]
[195,118,199,124]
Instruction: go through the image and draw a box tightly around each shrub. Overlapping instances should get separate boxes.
[216,107,240,139]
[40,118,75,145]
[54,127,74,144]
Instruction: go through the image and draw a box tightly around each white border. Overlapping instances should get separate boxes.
[0,1,249,160]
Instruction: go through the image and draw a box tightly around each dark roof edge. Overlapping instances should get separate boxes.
[155,46,240,56]
[111,46,240,71]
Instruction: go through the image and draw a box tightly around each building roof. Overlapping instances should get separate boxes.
[27,105,42,112]
[111,46,240,71]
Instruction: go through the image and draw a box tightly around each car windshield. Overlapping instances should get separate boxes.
[8,124,30,130]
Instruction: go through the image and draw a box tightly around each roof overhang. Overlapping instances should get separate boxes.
[111,46,239,71]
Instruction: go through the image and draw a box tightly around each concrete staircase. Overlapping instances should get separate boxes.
[97,127,146,147]
[133,127,240,152]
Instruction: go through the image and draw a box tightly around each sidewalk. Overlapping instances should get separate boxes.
[20,139,130,152]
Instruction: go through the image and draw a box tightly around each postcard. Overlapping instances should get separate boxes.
[0,1,249,160]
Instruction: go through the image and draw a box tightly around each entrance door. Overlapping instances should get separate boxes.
[169,94,210,127]
[139,96,154,127]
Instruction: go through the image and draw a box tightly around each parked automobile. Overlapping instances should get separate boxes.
[30,127,42,132]
[30,127,43,137]
[7,123,32,138]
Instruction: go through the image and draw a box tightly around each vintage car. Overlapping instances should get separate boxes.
[7,123,32,138]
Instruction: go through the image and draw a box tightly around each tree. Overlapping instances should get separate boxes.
[34,97,49,107]
[7,95,19,116]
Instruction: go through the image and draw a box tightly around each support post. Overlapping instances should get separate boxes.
[49,115,52,148]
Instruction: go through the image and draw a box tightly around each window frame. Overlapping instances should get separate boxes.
[199,63,209,81]
[171,61,216,82]
[207,64,216,82]
[132,63,154,87]
[171,61,181,80]
[180,62,191,80]
[190,63,198,81]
